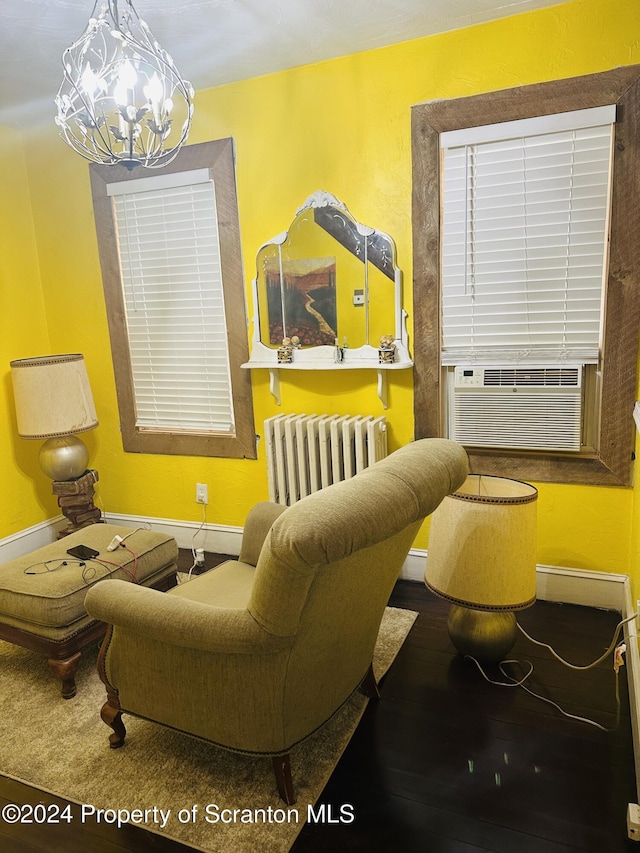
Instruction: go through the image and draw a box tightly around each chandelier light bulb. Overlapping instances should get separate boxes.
[144,72,163,104]
[80,62,99,97]
[55,0,194,169]
[117,58,138,91]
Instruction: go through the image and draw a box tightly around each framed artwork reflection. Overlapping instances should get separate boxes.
[266,257,337,346]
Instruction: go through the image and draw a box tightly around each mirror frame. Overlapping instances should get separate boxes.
[243,191,412,372]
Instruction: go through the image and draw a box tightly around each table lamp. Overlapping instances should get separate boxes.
[10,353,98,480]
[425,474,537,663]
[10,354,101,534]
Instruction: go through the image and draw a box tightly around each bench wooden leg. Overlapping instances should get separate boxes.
[48,652,81,699]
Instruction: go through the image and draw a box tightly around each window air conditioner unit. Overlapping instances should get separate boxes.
[449,365,583,452]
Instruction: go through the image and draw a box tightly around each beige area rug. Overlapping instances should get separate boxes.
[0,606,417,852]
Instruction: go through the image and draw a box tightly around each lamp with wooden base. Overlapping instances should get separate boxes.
[10,354,102,535]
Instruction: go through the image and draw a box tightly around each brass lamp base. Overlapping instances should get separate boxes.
[39,435,89,481]
[447,604,518,664]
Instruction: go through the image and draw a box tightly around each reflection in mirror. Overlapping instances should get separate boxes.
[262,252,338,347]
[244,191,412,376]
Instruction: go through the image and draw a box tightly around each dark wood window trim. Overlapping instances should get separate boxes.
[411,66,640,486]
[90,138,256,459]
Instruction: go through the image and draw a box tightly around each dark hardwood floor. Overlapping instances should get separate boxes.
[1,555,637,852]
[294,583,638,853]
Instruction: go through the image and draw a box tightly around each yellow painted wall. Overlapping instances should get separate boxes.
[9,0,640,580]
[0,126,55,535]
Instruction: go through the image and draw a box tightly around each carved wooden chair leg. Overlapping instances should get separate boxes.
[48,652,81,699]
[101,699,127,749]
[95,624,126,748]
[359,663,380,699]
[272,754,296,805]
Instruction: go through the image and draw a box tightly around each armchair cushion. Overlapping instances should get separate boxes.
[172,559,256,612]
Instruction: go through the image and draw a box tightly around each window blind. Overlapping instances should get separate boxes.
[440,106,615,365]
[108,173,235,433]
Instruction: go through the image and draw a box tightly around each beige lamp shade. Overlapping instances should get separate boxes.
[10,354,98,439]
[425,474,537,612]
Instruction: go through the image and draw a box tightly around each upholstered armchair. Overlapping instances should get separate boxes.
[84,438,468,803]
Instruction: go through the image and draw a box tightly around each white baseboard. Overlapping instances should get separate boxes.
[0,517,63,562]
[404,548,629,611]
[0,513,243,562]
[100,512,244,556]
[535,563,630,611]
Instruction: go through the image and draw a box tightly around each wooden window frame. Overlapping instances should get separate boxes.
[90,137,256,459]
[411,66,640,486]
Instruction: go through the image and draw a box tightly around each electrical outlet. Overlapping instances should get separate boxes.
[627,803,640,840]
[196,483,208,504]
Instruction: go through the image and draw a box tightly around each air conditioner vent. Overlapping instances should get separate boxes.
[449,365,583,452]
[483,367,580,388]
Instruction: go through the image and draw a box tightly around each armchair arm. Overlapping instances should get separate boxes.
[85,579,294,654]
[239,502,287,567]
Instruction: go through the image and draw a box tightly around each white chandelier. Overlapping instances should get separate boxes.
[55,0,194,169]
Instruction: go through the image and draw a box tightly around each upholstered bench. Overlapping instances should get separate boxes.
[0,523,178,698]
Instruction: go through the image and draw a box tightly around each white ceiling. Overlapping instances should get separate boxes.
[0,0,564,128]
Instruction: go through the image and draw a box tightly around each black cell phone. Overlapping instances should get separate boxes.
[66,544,99,561]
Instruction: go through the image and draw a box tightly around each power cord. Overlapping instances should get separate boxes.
[186,503,208,579]
[466,656,621,732]
[106,526,151,551]
[96,544,139,582]
[465,610,637,732]
[517,611,637,670]
[24,541,141,584]
[89,469,106,523]
[23,558,107,585]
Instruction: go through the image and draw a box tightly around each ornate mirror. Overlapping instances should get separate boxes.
[243,191,412,406]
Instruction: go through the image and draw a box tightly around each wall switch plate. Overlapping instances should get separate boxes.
[196,483,208,504]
